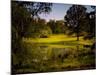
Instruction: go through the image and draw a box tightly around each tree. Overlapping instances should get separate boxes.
[64,5,87,41]
[12,0,52,51]
[55,20,66,34]
[83,6,96,39]
[25,18,52,38]
[15,1,52,18]
[47,20,66,34]
[88,6,96,37]
[12,1,52,39]
[11,1,52,71]
[47,20,56,33]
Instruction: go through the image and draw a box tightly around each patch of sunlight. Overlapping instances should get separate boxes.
[23,34,77,43]
[23,34,94,46]
[47,44,76,49]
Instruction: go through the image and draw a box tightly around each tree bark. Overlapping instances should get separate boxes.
[77,25,79,41]
[77,34,79,41]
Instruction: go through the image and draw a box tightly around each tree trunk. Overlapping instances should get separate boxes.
[77,19,79,41]
[77,26,79,41]
[77,33,79,41]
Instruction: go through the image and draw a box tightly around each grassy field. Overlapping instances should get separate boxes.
[13,34,95,74]
[22,34,94,50]
[23,34,94,45]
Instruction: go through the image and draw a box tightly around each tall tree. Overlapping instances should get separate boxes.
[83,6,96,39]
[64,5,87,41]
[88,6,96,37]
[12,1,52,39]
[11,1,52,69]
[14,1,52,18]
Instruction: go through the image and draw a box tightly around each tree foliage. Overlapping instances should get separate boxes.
[64,5,96,40]
[25,18,52,38]
[14,1,52,18]
[47,20,67,34]
[12,1,53,70]
[64,5,87,41]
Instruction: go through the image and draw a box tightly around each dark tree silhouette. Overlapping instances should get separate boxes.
[64,5,87,41]
[14,1,52,18]
[11,1,52,72]
[12,1,52,40]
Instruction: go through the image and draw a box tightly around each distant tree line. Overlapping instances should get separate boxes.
[23,18,68,38]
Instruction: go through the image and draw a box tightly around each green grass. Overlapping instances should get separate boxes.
[23,34,93,45]
[23,34,75,43]
[13,34,95,74]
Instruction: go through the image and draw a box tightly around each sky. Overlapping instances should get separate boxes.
[39,3,95,22]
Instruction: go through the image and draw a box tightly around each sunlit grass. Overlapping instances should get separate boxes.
[23,34,94,46]
[14,34,95,73]
[23,34,75,43]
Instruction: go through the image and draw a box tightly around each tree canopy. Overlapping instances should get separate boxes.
[64,5,87,41]
[12,1,53,68]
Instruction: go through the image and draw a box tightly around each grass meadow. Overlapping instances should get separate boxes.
[13,34,95,73]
